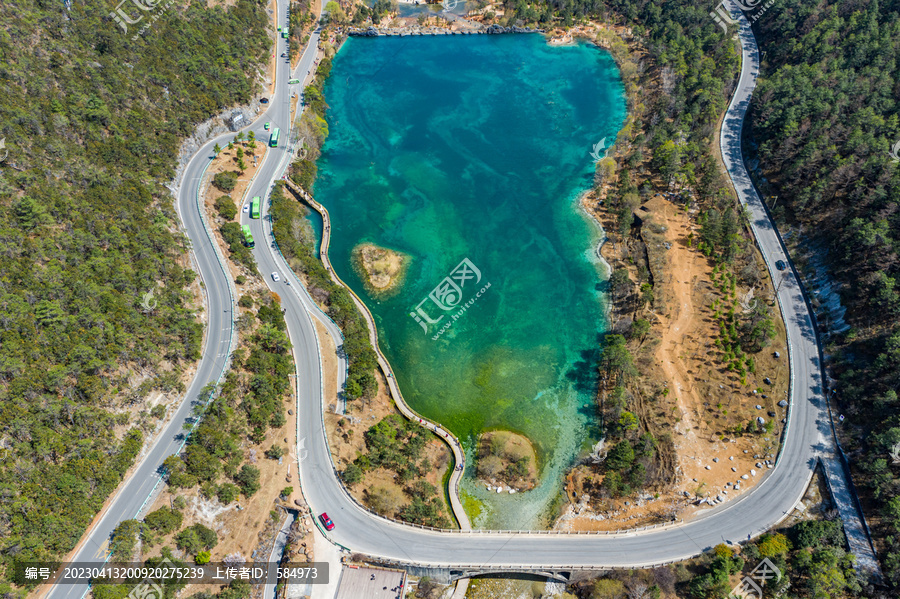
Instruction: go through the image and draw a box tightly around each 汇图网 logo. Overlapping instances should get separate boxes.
[111,0,161,32]
[710,2,738,32]
[409,258,491,339]
[589,137,607,162]
[889,441,900,464]
[126,557,172,599]
[290,437,309,463]
[729,557,782,598]
[710,0,778,31]
[140,288,158,312]
[739,287,758,313]
[889,140,900,162]
[733,0,763,10]
[111,0,178,39]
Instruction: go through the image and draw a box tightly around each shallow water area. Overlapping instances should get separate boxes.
[313,34,626,527]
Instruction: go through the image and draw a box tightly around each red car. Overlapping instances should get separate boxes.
[319,512,335,531]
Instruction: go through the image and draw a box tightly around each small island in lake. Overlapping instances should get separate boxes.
[352,242,410,297]
[476,431,539,492]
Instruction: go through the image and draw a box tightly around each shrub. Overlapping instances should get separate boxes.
[214,195,238,219]
[175,524,218,553]
[144,506,183,535]
[791,520,843,549]
[591,578,625,599]
[757,532,791,557]
[606,440,635,471]
[213,171,239,193]
[217,483,240,504]
[265,445,286,459]
[342,463,363,485]
[366,486,403,515]
[477,455,504,479]
[235,464,261,497]
[110,520,140,561]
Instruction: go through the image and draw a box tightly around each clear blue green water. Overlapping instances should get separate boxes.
[313,34,626,528]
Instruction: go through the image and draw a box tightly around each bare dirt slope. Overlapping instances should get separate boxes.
[559,194,790,531]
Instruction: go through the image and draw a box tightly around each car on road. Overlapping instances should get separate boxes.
[319,512,335,531]
[271,272,281,282]
[264,122,270,130]
[242,204,249,214]
[776,260,787,271]
[260,97,269,104]
[281,52,287,57]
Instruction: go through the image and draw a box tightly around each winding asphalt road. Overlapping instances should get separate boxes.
[44,1,322,597]
[246,0,844,570]
[47,1,874,595]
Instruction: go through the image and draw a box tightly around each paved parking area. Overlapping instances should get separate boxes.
[334,565,406,599]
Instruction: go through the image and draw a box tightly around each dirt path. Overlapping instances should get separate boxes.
[562,194,790,531]
[651,198,704,443]
[644,196,779,507]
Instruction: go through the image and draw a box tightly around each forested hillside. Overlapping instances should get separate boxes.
[0,0,269,592]
[746,0,900,586]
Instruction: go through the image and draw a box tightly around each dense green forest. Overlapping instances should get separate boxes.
[0,0,269,593]
[745,0,900,588]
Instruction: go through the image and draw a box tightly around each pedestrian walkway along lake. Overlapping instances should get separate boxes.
[312,34,626,528]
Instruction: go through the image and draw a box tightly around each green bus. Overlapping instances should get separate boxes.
[282,29,289,39]
[288,78,300,84]
[250,196,261,219]
[269,128,280,148]
[241,225,255,248]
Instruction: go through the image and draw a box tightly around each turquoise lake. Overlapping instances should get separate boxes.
[313,34,626,528]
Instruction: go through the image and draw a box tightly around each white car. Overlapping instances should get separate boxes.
[242,204,249,213]
[271,272,281,282]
